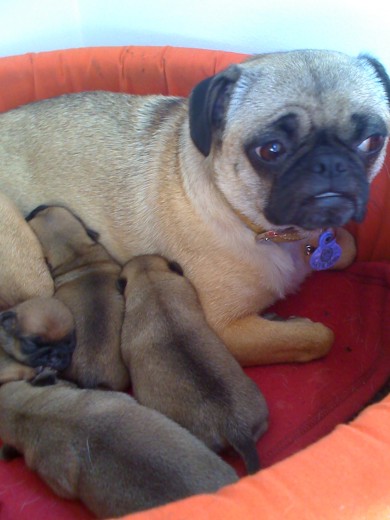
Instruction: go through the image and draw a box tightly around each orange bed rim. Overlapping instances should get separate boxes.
[0,46,389,520]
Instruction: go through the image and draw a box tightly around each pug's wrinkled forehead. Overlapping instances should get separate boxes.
[230,50,390,133]
[189,49,390,158]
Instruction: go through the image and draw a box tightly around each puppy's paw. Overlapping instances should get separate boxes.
[29,366,58,386]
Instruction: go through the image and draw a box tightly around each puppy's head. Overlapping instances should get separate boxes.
[27,205,100,271]
[189,50,390,230]
[0,297,76,370]
[118,254,184,297]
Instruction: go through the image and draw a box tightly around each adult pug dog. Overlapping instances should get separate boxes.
[0,50,389,365]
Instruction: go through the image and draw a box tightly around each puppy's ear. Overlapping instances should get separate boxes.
[0,311,18,334]
[116,277,127,295]
[359,54,390,106]
[25,204,50,222]
[189,65,241,156]
[167,260,184,276]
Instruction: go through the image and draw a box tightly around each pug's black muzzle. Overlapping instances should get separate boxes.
[264,148,369,230]
[21,331,76,371]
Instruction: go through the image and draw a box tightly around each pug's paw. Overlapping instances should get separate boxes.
[282,317,334,362]
[219,313,334,366]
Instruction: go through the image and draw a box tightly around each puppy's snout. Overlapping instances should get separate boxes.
[22,330,76,370]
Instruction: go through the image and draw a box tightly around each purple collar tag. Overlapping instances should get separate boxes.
[309,229,342,271]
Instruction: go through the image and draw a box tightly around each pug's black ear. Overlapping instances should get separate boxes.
[359,54,390,106]
[189,65,241,157]
[0,311,18,334]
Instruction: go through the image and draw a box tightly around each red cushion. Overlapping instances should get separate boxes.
[243,261,390,472]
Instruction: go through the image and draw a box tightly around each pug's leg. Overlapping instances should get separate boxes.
[0,351,37,383]
[218,314,334,366]
[0,191,53,308]
[331,228,357,270]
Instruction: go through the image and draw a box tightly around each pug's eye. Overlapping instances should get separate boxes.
[255,141,287,162]
[357,134,385,154]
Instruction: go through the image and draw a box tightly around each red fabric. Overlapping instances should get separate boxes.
[242,261,390,472]
[348,157,390,262]
[1,262,389,518]
[0,459,93,520]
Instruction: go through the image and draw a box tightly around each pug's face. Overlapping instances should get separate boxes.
[189,50,390,230]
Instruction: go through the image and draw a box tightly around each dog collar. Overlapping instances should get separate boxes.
[231,207,342,269]
[228,203,308,243]
[258,226,342,270]
[255,227,308,243]
[222,197,342,269]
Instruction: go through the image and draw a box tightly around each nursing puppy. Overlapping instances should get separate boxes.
[0,296,75,383]
[0,192,53,309]
[0,50,389,365]
[27,205,130,390]
[0,380,238,517]
[119,254,269,474]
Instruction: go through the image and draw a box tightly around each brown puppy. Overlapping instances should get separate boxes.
[27,205,130,390]
[0,380,238,517]
[0,297,75,384]
[119,254,269,474]
[0,192,53,309]
[0,51,389,365]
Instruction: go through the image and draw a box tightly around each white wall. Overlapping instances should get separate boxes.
[1,0,390,72]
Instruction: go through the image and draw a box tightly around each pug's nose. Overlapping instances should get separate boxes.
[312,154,348,177]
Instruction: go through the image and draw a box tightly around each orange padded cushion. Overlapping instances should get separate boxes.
[0,46,389,520]
[0,46,247,108]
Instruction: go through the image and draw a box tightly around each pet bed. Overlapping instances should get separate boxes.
[0,45,389,520]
